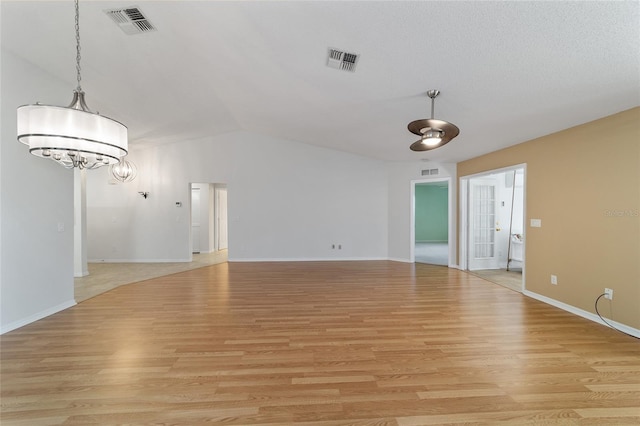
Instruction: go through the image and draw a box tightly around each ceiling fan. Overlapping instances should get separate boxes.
[407,90,459,151]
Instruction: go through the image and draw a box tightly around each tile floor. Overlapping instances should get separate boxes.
[469,268,523,292]
[74,250,228,302]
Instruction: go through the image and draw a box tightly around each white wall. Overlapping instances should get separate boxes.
[387,161,457,263]
[86,132,389,262]
[1,50,76,333]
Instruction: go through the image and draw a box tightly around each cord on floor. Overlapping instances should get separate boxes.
[594,293,640,340]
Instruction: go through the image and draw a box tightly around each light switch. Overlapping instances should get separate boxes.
[530,219,542,228]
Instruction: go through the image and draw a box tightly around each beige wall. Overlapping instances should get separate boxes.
[458,108,640,329]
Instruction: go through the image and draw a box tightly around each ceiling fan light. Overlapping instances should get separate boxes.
[407,90,459,152]
[422,130,443,147]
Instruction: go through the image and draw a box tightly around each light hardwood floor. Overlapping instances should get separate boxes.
[2,261,639,425]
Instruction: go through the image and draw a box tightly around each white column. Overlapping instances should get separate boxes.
[74,168,88,277]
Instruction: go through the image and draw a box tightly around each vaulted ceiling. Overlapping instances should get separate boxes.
[2,1,638,163]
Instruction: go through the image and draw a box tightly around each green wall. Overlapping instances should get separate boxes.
[415,184,448,242]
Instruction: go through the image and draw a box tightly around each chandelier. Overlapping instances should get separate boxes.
[16,0,128,169]
[109,158,137,183]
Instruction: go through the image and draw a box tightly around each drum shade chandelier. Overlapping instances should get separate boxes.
[407,90,459,151]
[17,0,128,169]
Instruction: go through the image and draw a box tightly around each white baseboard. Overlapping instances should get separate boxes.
[523,290,640,338]
[388,257,412,263]
[227,257,458,267]
[228,257,388,263]
[88,258,191,263]
[1,299,77,335]
[74,270,89,277]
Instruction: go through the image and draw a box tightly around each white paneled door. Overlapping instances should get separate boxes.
[468,178,499,270]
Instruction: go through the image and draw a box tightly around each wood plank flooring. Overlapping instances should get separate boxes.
[2,261,639,425]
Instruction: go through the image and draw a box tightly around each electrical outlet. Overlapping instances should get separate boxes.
[551,275,558,285]
[604,288,613,300]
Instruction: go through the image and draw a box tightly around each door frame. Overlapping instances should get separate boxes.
[410,177,455,266]
[190,186,201,254]
[459,164,527,279]
[214,184,228,251]
[189,182,227,257]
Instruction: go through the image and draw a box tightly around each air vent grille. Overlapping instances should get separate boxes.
[327,48,359,72]
[125,8,145,21]
[421,168,439,176]
[104,6,156,35]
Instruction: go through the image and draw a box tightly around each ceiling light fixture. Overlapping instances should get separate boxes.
[109,158,137,183]
[407,90,459,151]
[16,0,128,169]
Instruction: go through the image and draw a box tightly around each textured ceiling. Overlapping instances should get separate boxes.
[2,1,638,163]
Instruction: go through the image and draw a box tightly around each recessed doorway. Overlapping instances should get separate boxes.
[460,165,525,292]
[411,177,454,266]
[190,183,228,255]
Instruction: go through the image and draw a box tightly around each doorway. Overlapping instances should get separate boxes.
[460,165,525,292]
[411,177,453,266]
[190,183,228,255]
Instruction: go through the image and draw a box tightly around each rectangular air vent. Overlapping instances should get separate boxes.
[104,6,156,35]
[421,168,439,176]
[327,48,359,72]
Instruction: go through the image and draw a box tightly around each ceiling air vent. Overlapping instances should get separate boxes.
[421,168,439,176]
[327,48,359,72]
[104,6,156,35]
